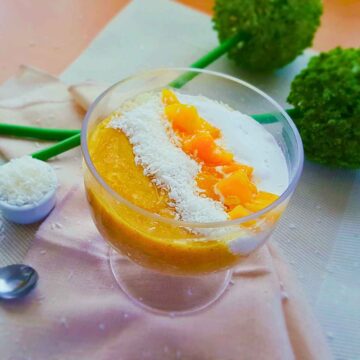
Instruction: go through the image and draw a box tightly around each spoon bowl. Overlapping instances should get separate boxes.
[0,264,39,300]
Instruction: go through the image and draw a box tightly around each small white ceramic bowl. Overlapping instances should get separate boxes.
[0,187,57,225]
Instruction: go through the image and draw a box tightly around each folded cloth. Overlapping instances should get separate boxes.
[0,65,83,197]
[0,67,332,360]
[0,66,84,265]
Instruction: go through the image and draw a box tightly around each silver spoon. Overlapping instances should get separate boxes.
[0,264,38,300]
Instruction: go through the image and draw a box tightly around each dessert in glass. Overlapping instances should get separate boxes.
[81,68,303,314]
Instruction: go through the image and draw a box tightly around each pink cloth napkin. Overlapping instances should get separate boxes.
[0,67,332,360]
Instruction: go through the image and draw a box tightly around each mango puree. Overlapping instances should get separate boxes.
[86,118,241,275]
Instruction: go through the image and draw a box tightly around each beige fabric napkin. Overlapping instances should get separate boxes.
[0,67,332,360]
[0,66,84,264]
[0,65,83,196]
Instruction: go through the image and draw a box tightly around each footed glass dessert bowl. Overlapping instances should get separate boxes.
[81,68,303,315]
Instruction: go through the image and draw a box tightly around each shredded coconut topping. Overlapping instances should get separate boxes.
[109,93,228,225]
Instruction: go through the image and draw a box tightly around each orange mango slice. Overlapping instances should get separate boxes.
[219,163,253,178]
[165,104,220,139]
[246,191,282,227]
[198,117,221,139]
[162,90,220,139]
[196,171,220,201]
[215,170,257,205]
[162,89,179,105]
[228,204,258,228]
[201,165,223,178]
[165,104,201,134]
[245,191,279,212]
[183,132,233,166]
[228,204,252,219]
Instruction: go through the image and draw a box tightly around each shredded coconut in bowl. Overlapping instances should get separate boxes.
[0,156,57,207]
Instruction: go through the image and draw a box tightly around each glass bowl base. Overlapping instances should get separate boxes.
[109,248,232,316]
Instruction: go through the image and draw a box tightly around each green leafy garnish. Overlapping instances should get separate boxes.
[212,0,322,71]
[288,47,360,169]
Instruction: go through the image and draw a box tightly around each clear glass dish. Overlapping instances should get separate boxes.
[81,68,303,315]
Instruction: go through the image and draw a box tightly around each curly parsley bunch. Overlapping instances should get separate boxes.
[288,47,360,169]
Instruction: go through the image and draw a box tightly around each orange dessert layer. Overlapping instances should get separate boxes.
[87,118,239,275]
[86,90,282,275]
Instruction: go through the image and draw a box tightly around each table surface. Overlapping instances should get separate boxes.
[1,1,359,358]
[0,0,359,84]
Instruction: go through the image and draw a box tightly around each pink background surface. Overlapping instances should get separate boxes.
[0,0,359,83]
